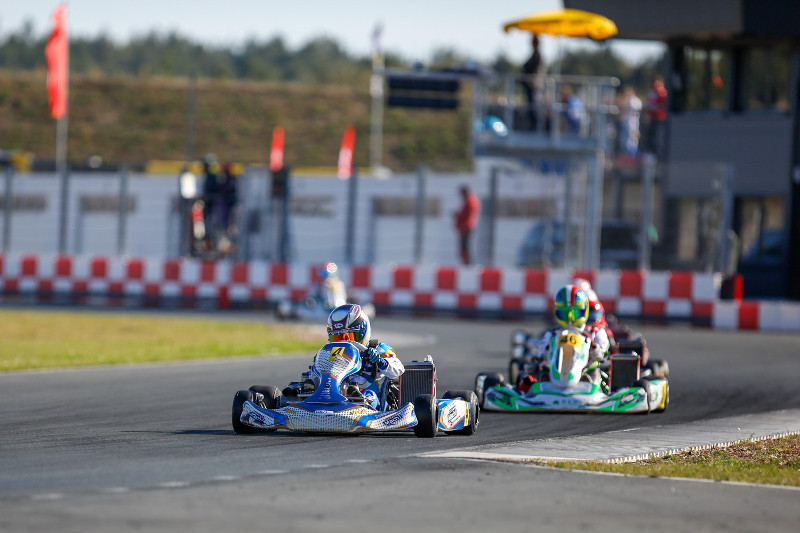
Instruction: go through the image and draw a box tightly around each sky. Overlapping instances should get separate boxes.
[1,0,665,66]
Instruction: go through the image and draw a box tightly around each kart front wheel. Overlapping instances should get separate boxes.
[413,394,438,438]
[475,373,504,410]
[249,385,282,408]
[443,390,479,436]
[653,380,669,413]
[633,379,652,414]
[232,389,256,434]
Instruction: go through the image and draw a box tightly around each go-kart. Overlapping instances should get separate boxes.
[507,318,656,386]
[232,341,479,437]
[476,326,669,414]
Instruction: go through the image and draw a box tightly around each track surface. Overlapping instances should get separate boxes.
[2,313,799,532]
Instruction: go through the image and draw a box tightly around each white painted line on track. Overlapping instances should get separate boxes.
[156,481,190,488]
[210,475,239,482]
[31,493,64,501]
[102,487,130,494]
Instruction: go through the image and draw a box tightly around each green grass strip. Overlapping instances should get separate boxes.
[0,309,327,372]
[548,434,800,487]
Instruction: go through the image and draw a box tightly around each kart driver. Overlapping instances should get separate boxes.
[311,262,348,312]
[518,284,610,392]
[584,287,616,352]
[305,303,404,409]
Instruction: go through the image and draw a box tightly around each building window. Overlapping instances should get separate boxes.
[745,45,792,112]
[677,44,792,113]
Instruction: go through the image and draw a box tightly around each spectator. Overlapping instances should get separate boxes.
[454,185,480,265]
[201,153,221,248]
[219,162,240,235]
[618,85,642,156]
[559,84,586,134]
[521,34,542,131]
[644,75,668,157]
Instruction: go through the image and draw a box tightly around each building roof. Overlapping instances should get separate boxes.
[565,0,800,43]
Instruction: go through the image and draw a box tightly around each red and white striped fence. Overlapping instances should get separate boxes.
[0,254,797,332]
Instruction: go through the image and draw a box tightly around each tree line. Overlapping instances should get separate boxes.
[0,21,663,92]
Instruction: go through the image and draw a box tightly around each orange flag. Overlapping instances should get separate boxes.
[45,4,68,119]
[269,126,285,172]
[337,126,356,179]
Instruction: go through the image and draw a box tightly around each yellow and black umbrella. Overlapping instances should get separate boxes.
[503,8,618,40]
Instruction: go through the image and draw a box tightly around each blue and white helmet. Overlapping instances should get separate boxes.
[327,303,371,345]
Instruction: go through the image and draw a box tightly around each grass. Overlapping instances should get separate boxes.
[0,309,327,372]
[548,434,800,487]
[0,71,472,172]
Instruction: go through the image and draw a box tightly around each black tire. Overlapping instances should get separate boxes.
[508,359,523,386]
[232,389,256,434]
[633,379,652,414]
[442,390,479,436]
[487,371,505,384]
[478,375,504,410]
[249,385,282,408]
[653,380,669,413]
[413,394,438,438]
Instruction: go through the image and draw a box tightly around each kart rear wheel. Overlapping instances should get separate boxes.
[232,389,256,434]
[249,385,282,408]
[652,359,669,378]
[633,379,652,413]
[413,394,438,438]
[443,390,479,436]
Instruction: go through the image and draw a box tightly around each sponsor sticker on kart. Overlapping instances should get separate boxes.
[439,401,465,430]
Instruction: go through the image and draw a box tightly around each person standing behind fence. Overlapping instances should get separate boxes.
[560,84,585,134]
[644,75,667,157]
[521,34,542,131]
[618,85,642,156]
[454,185,480,265]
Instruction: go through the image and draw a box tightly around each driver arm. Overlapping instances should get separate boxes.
[373,343,404,380]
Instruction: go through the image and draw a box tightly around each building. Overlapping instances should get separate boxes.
[565,0,800,298]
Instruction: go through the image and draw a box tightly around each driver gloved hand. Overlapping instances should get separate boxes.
[364,347,381,363]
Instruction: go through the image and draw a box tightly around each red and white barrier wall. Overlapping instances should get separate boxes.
[0,254,797,332]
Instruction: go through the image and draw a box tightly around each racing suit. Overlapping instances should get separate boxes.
[519,324,610,391]
[304,340,404,409]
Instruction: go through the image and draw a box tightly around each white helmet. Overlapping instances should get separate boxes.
[327,304,371,345]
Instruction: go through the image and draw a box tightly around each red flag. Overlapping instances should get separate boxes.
[269,126,285,172]
[45,4,68,119]
[337,126,356,179]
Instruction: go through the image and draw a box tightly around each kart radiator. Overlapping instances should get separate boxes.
[609,353,640,391]
[398,361,436,405]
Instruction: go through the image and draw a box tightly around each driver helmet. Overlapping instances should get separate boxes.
[318,262,338,281]
[572,277,592,293]
[585,288,605,326]
[327,304,371,345]
[553,284,590,329]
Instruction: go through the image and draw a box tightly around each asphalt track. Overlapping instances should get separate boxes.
[1,311,800,532]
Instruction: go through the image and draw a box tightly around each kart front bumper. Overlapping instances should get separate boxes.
[482,379,668,413]
[240,400,418,433]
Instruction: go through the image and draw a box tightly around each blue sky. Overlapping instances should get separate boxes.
[1,0,664,66]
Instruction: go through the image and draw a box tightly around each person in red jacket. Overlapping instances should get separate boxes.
[454,185,480,265]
